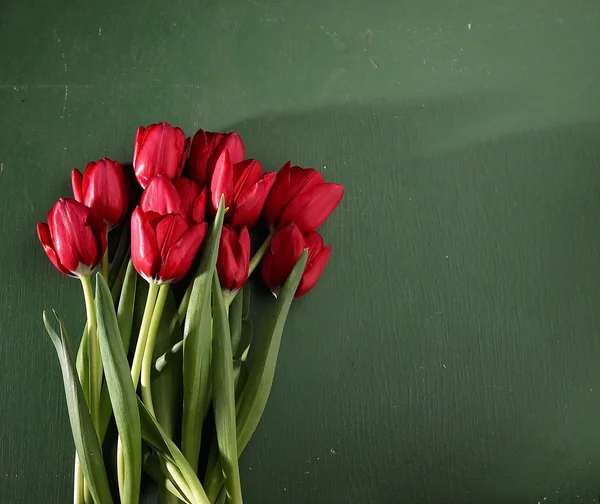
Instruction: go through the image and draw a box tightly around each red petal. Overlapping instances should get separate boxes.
[141,176,182,216]
[48,198,100,274]
[210,148,233,213]
[263,161,292,226]
[217,226,237,290]
[160,222,208,283]
[37,222,71,276]
[263,223,305,290]
[192,186,207,223]
[71,169,84,203]
[234,226,251,289]
[233,159,262,201]
[261,251,278,292]
[296,245,331,297]
[173,177,201,222]
[302,231,325,262]
[222,132,245,165]
[131,207,159,281]
[83,159,128,227]
[230,172,276,229]
[288,166,324,196]
[187,129,211,186]
[154,213,188,263]
[133,126,145,168]
[279,183,344,232]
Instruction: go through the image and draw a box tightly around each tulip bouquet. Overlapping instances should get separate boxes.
[37,122,343,504]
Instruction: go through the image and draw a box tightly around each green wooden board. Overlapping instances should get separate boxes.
[2,0,600,502]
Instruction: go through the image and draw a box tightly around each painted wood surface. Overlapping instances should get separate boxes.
[1,0,600,502]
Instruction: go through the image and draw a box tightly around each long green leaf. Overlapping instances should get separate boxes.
[229,288,243,356]
[181,197,225,471]
[138,399,211,504]
[95,273,142,504]
[236,249,307,452]
[211,273,243,504]
[43,311,113,504]
[117,259,137,352]
[204,251,308,502]
[94,259,139,443]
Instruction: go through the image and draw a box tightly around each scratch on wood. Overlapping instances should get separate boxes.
[0,84,92,89]
[0,163,4,174]
[61,85,68,118]
[370,58,379,68]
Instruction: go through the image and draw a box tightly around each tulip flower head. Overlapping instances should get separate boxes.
[261,223,331,298]
[188,128,245,187]
[140,175,207,224]
[71,158,129,229]
[210,149,276,229]
[133,121,190,189]
[131,207,208,284]
[263,162,344,233]
[216,225,251,293]
[37,198,107,277]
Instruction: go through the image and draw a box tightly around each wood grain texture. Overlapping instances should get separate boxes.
[1,0,600,503]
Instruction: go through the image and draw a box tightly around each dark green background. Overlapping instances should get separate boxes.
[2,0,600,502]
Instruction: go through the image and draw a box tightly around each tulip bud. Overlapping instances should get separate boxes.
[133,121,190,189]
[71,158,129,228]
[130,207,207,284]
[216,225,250,293]
[263,161,344,232]
[37,198,107,277]
[141,176,206,224]
[261,223,331,298]
[188,128,244,187]
[209,152,276,229]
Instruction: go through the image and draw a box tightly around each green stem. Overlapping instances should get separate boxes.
[117,281,159,500]
[248,231,274,276]
[141,284,170,416]
[80,274,101,430]
[73,455,85,504]
[101,244,109,280]
[131,282,160,389]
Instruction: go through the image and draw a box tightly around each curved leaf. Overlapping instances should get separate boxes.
[181,197,225,471]
[211,273,243,504]
[43,311,113,504]
[95,273,142,504]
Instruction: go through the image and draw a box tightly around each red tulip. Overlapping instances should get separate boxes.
[71,158,129,228]
[261,223,331,298]
[37,198,107,277]
[216,225,250,292]
[130,207,208,284]
[141,175,207,224]
[263,161,343,232]
[210,150,276,229]
[188,128,244,187]
[133,121,190,189]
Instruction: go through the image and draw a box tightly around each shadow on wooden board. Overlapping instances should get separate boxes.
[222,102,600,504]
